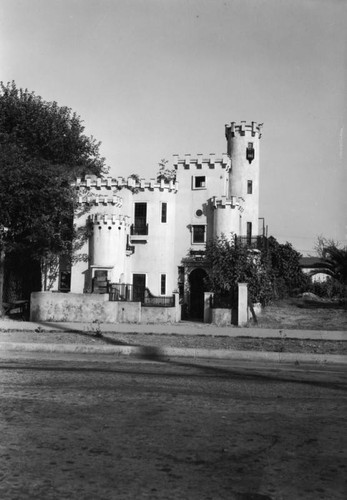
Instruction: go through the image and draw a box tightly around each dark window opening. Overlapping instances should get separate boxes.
[194,176,206,189]
[132,202,148,235]
[161,202,167,223]
[246,143,255,164]
[160,274,166,295]
[192,225,206,243]
[247,180,253,194]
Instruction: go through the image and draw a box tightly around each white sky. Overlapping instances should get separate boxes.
[1,0,346,255]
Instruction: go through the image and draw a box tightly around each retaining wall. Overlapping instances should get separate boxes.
[30,292,181,324]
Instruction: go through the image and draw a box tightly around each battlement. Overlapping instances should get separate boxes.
[172,154,230,170]
[78,190,123,206]
[225,121,263,139]
[89,213,130,226]
[212,196,240,208]
[75,176,178,193]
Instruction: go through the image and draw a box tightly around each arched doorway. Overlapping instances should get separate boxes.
[188,268,207,320]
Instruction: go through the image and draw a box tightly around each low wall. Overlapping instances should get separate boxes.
[30,292,180,324]
[211,303,262,327]
[211,308,232,327]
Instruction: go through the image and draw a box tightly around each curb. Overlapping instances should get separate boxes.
[1,342,346,365]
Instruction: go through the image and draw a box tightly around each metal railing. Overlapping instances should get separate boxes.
[234,235,267,250]
[109,284,175,307]
[210,290,237,309]
[130,223,149,236]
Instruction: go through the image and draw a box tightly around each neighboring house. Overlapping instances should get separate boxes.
[55,121,264,320]
[299,257,330,282]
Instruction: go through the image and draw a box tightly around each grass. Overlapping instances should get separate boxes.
[253,298,347,331]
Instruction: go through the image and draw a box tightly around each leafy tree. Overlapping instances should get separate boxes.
[204,235,273,305]
[313,235,347,286]
[321,246,347,286]
[266,236,308,298]
[156,158,176,182]
[204,234,307,306]
[0,82,107,305]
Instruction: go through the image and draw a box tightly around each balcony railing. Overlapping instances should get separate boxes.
[130,223,149,236]
[234,235,267,250]
[109,284,175,307]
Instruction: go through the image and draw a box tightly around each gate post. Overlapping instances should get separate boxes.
[238,283,248,326]
[203,292,214,323]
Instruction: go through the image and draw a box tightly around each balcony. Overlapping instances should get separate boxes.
[234,235,267,251]
[130,223,149,242]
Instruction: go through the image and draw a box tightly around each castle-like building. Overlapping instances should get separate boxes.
[60,121,263,319]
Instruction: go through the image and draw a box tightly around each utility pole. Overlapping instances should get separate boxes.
[0,226,8,316]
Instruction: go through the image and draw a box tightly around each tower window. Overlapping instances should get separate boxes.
[192,225,206,244]
[246,143,255,164]
[161,202,167,223]
[247,180,253,194]
[193,176,206,189]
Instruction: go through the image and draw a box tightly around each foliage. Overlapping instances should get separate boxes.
[156,158,176,182]
[204,234,307,305]
[305,278,346,299]
[321,246,347,286]
[265,236,308,298]
[0,81,107,297]
[311,235,347,293]
[204,235,273,305]
[0,81,107,176]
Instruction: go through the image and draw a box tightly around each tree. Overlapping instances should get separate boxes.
[266,236,308,298]
[204,234,307,306]
[0,82,107,306]
[156,158,176,182]
[204,235,273,306]
[314,236,347,286]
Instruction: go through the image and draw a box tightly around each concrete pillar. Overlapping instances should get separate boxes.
[238,283,248,326]
[203,292,214,323]
[173,293,181,322]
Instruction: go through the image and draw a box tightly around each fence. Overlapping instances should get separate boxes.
[210,288,238,309]
[109,284,175,307]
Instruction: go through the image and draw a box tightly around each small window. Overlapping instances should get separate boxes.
[247,180,253,194]
[194,176,206,189]
[160,274,166,295]
[246,143,255,164]
[195,209,203,217]
[161,202,167,223]
[192,225,206,244]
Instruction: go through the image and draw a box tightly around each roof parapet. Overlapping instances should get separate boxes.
[74,176,178,193]
[225,121,263,139]
[172,153,230,169]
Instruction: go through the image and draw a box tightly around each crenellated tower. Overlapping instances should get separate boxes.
[213,121,262,239]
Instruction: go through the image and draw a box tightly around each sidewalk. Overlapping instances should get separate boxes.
[0,318,346,365]
[0,318,346,340]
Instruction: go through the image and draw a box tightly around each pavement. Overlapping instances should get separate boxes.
[0,317,346,365]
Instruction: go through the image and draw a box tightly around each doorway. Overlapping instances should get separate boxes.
[133,273,146,302]
[188,268,207,320]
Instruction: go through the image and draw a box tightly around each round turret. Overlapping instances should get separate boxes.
[224,121,263,237]
[89,214,129,280]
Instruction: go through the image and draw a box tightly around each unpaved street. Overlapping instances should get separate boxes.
[0,353,346,499]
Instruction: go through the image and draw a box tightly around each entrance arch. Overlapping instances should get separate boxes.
[188,268,207,320]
